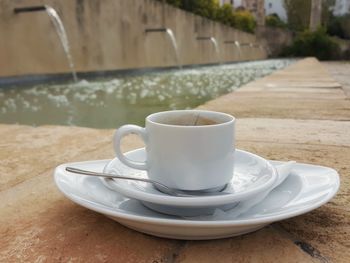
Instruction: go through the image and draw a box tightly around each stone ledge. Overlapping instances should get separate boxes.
[1,58,349,262]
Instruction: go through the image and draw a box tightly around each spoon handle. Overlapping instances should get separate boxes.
[66,167,151,182]
[65,167,190,197]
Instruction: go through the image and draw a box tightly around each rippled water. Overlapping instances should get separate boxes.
[0,59,294,128]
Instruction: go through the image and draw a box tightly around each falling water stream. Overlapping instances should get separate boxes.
[224,41,242,60]
[209,37,221,63]
[165,29,182,69]
[14,5,78,82]
[197,37,221,63]
[145,28,182,69]
[45,5,78,82]
[235,41,242,60]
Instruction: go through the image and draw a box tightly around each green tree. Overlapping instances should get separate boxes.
[233,11,256,33]
[165,0,182,7]
[157,0,256,33]
[284,0,336,31]
[181,0,220,20]
[266,14,287,28]
[216,4,235,26]
[281,27,341,60]
[284,0,311,31]
[328,14,350,39]
[322,0,336,27]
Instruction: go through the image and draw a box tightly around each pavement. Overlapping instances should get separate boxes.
[0,58,349,262]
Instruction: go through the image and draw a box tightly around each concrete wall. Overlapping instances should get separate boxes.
[0,0,267,78]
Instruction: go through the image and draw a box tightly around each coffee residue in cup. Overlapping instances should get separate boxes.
[193,115,219,126]
[160,115,219,126]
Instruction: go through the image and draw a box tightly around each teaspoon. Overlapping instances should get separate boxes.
[66,167,195,197]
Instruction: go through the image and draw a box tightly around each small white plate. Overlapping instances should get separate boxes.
[101,148,278,216]
[54,160,339,240]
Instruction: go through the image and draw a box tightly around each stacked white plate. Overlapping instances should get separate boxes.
[54,148,339,240]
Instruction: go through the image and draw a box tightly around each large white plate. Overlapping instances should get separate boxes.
[54,160,339,240]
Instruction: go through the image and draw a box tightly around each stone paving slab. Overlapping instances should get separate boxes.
[237,118,350,147]
[324,62,350,98]
[199,95,350,120]
[237,141,350,263]
[228,90,346,100]
[0,124,319,263]
[199,58,350,121]
[175,227,317,263]
[242,82,342,89]
[0,125,112,192]
[244,58,341,90]
[1,58,349,262]
[0,139,182,263]
[1,120,349,262]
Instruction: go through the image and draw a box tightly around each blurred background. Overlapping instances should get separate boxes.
[0,0,348,129]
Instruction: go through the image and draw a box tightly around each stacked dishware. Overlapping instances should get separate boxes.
[54,110,339,240]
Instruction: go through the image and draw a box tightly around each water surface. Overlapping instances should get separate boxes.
[0,59,294,128]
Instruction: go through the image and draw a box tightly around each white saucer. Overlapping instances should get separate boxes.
[101,148,278,216]
[54,160,339,240]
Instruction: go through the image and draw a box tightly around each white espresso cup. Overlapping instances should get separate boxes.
[114,110,235,191]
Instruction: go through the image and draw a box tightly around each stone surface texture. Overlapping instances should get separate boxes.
[0,58,349,262]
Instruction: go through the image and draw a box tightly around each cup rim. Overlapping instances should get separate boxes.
[146,110,235,128]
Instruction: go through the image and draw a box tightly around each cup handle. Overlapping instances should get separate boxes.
[113,125,148,170]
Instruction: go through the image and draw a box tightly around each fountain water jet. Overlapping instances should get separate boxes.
[197,37,221,64]
[14,5,78,82]
[224,40,242,60]
[145,28,182,69]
